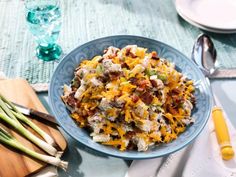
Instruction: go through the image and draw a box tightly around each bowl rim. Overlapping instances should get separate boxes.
[49,35,212,159]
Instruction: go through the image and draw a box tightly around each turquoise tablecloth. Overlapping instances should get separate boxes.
[0,0,236,86]
[1,0,236,176]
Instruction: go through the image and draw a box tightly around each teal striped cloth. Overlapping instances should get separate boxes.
[0,0,236,85]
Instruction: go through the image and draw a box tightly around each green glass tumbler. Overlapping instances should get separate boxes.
[25,0,62,61]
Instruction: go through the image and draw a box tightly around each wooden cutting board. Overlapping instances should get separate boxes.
[0,79,67,177]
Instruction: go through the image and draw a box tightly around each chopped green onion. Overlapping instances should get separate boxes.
[158,74,167,81]
[96,64,104,74]
[120,81,130,86]
[156,106,164,112]
[71,77,80,88]
[146,69,157,76]
[120,77,127,83]
[0,126,68,170]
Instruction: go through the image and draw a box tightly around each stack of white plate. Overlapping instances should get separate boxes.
[175,0,236,34]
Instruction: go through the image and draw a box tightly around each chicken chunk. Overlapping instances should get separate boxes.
[99,98,111,111]
[133,137,148,151]
[90,77,102,87]
[150,76,164,90]
[102,59,122,74]
[181,117,195,126]
[74,80,86,100]
[103,46,120,59]
[92,134,111,142]
[135,119,153,132]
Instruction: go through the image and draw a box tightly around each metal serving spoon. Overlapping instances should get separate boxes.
[192,34,236,79]
[192,34,234,160]
[191,34,217,76]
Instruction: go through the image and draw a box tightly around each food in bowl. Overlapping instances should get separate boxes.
[61,45,196,151]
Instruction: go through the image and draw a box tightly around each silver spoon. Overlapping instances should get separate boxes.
[192,34,234,160]
[192,34,236,79]
[191,34,217,76]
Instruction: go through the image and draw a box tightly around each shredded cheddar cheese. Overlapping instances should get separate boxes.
[62,45,196,151]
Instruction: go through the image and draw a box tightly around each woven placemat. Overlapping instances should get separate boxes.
[0,0,236,92]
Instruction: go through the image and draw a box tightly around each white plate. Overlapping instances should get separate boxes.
[176,5,236,34]
[175,0,236,30]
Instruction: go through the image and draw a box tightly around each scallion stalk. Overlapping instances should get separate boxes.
[12,112,56,146]
[0,126,68,170]
[0,94,56,146]
[0,107,57,156]
[0,98,17,120]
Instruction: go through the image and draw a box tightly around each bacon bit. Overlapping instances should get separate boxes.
[87,110,96,116]
[154,91,160,97]
[130,52,137,58]
[125,47,137,58]
[129,77,138,85]
[172,96,183,105]
[131,94,139,103]
[125,131,136,139]
[121,62,129,69]
[67,92,77,107]
[140,92,154,105]
[168,104,178,114]
[172,88,181,94]
[150,79,158,87]
[125,48,131,56]
[97,76,109,83]
[109,71,121,80]
[151,51,159,60]
[98,57,104,63]
[136,87,144,92]
[138,80,150,89]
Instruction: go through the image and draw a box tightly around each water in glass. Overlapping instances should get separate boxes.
[25,0,62,61]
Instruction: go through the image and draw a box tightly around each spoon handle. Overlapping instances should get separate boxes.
[210,69,236,79]
[212,106,234,160]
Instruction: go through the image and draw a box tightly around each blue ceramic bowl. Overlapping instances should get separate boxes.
[49,35,212,159]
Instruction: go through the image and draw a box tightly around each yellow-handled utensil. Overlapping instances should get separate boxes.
[212,105,234,160]
[192,34,234,160]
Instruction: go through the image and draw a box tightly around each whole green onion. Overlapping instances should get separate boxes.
[0,94,56,146]
[0,126,68,170]
[0,95,58,156]
[0,109,57,156]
